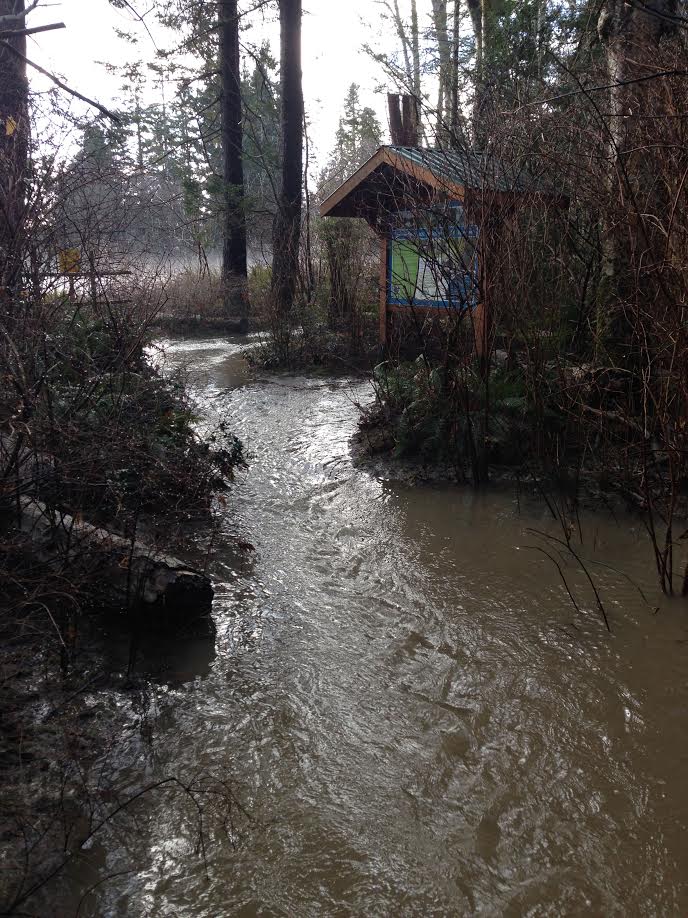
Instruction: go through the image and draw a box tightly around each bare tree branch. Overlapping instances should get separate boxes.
[0,38,121,121]
[110,0,159,50]
[508,68,688,113]
[0,0,40,27]
[0,21,65,38]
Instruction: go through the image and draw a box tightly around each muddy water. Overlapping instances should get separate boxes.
[71,337,688,916]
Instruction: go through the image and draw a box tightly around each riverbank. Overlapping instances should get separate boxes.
[152,314,251,336]
[0,317,245,914]
[350,404,648,519]
[241,312,381,375]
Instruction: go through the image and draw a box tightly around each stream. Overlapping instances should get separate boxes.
[60,336,688,916]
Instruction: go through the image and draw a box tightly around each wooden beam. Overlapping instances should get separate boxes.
[379,236,388,345]
[320,147,389,217]
[0,22,65,39]
[321,146,466,220]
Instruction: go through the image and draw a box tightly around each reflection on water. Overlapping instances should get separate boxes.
[56,336,688,916]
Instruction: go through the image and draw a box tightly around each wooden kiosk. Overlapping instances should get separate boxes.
[320,143,548,354]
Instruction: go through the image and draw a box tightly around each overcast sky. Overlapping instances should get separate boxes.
[27,0,406,167]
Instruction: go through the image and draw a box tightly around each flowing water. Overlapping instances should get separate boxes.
[62,336,688,916]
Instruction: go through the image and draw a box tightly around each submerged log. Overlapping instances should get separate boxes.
[13,497,214,617]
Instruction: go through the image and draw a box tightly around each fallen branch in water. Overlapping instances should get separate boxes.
[13,497,214,616]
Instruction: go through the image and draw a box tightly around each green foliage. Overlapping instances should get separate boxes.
[373,359,456,460]
[334,84,382,171]
[249,263,272,305]
[314,84,382,338]
[371,358,565,469]
[13,308,245,519]
[96,12,281,253]
[320,83,382,197]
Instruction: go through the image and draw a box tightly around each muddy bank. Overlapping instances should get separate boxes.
[349,416,640,521]
[152,315,255,336]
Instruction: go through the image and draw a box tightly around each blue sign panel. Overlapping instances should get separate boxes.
[388,206,479,309]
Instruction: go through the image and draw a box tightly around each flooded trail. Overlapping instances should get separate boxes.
[67,336,688,916]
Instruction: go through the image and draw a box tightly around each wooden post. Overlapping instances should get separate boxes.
[401,94,419,146]
[474,302,487,357]
[388,93,403,145]
[388,93,419,147]
[379,235,388,345]
[88,251,98,305]
[474,227,490,371]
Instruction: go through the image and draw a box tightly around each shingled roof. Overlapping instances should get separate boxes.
[320,145,553,219]
[389,147,548,194]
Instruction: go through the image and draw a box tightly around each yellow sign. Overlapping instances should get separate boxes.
[5,117,17,137]
[58,249,81,275]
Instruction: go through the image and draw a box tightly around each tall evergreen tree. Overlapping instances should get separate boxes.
[320,85,382,328]
[271,0,303,317]
[332,84,382,179]
[242,45,280,262]
[219,0,248,330]
[322,84,382,193]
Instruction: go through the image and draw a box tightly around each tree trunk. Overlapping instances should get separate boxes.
[536,0,546,80]
[219,0,249,332]
[598,0,675,160]
[1,435,214,618]
[436,80,445,143]
[392,0,413,91]
[388,0,424,143]
[271,0,303,317]
[303,112,315,303]
[466,0,483,145]
[478,0,495,146]
[388,92,404,144]
[449,0,461,146]
[468,0,503,148]
[0,0,29,299]
[431,0,450,142]
[410,0,421,100]
[595,0,677,355]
